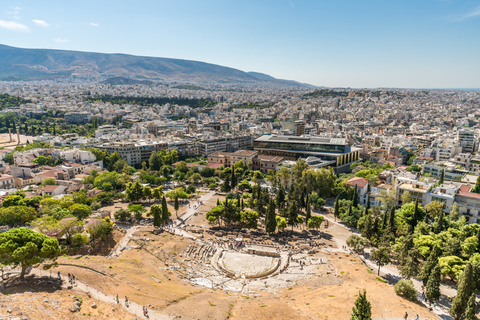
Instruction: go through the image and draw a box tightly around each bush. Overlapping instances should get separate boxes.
[72,234,89,246]
[394,279,417,301]
[91,201,101,211]
[114,208,131,221]
[225,193,236,200]
[186,185,196,194]
[208,183,218,189]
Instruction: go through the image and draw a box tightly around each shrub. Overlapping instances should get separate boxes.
[114,208,131,221]
[208,183,218,189]
[394,279,417,301]
[91,201,102,211]
[72,234,89,246]
[186,185,196,194]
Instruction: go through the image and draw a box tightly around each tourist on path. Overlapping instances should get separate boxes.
[404,312,408,320]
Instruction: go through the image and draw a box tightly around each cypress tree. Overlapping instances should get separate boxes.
[422,245,441,286]
[474,176,480,194]
[350,290,372,320]
[174,196,179,218]
[352,186,358,207]
[434,210,444,234]
[410,198,419,233]
[305,194,311,224]
[241,198,244,210]
[439,168,445,185]
[389,206,396,234]
[217,198,220,206]
[161,196,169,225]
[451,263,475,320]
[426,264,441,305]
[334,195,340,221]
[464,293,478,320]
[231,166,237,189]
[365,195,370,212]
[265,199,277,234]
[476,227,480,248]
[152,204,162,227]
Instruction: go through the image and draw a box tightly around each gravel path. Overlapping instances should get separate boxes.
[32,268,172,320]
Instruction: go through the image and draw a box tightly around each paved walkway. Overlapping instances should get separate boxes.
[32,268,172,320]
[107,226,140,258]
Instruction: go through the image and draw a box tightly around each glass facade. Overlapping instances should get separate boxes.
[254,141,345,153]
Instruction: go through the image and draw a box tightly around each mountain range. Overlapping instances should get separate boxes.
[0,44,314,87]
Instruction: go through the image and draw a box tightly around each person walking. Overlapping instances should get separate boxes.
[57,271,61,279]
[415,315,419,320]
[404,312,408,320]
[116,294,119,303]
[125,296,129,307]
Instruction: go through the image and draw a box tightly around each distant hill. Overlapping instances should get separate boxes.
[0,44,315,87]
[247,71,318,88]
[102,77,153,85]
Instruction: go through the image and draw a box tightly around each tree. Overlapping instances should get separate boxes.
[88,218,113,241]
[41,178,57,186]
[287,201,299,230]
[334,196,340,222]
[174,196,179,218]
[161,196,170,224]
[307,216,324,230]
[276,216,287,232]
[0,206,37,226]
[394,279,417,301]
[143,186,152,202]
[114,208,132,221]
[58,218,85,245]
[401,191,413,205]
[237,180,251,193]
[2,194,25,208]
[377,189,395,211]
[150,204,162,227]
[153,186,164,201]
[451,262,475,320]
[352,186,358,207]
[129,204,146,219]
[231,166,237,189]
[371,247,391,275]
[439,168,445,185]
[426,264,441,306]
[265,199,277,234]
[240,210,258,229]
[422,245,441,286]
[350,290,372,320]
[0,228,60,279]
[125,181,144,203]
[70,203,92,220]
[346,235,369,254]
[464,293,478,320]
[188,173,202,184]
[305,195,312,223]
[473,176,480,194]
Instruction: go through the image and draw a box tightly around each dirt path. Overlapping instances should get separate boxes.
[32,268,172,320]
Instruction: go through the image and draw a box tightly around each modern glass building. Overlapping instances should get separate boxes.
[254,135,361,173]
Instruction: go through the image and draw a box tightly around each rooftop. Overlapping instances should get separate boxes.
[255,135,346,146]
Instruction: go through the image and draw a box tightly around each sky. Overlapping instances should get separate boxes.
[0,0,480,88]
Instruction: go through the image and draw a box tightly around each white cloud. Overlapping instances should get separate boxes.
[32,19,49,27]
[0,20,29,32]
[90,22,99,27]
[53,38,70,43]
[456,6,480,21]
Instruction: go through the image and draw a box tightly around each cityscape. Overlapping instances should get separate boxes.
[1,1,480,320]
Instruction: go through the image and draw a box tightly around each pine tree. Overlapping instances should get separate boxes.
[451,263,475,320]
[334,195,340,221]
[464,293,478,320]
[422,245,441,286]
[426,264,441,305]
[351,290,372,320]
[439,168,445,185]
[305,194,311,224]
